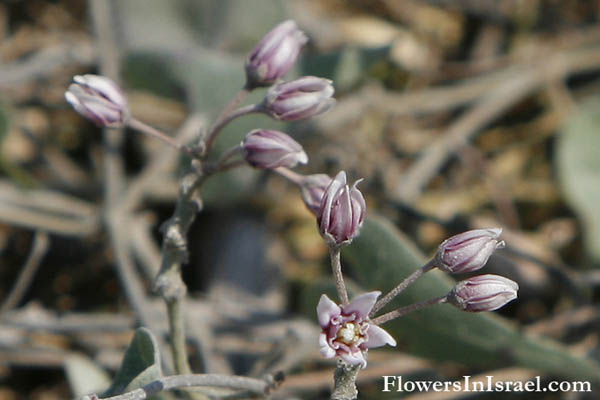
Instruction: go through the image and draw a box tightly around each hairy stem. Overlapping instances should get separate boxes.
[212,145,242,171]
[167,299,190,374]
[81,372,282,400]
[370,259,436,317]
[127,118,193,156]
[274,166,305,185]
[371,296,447,325]
[330,361,360,400]
[154,164,206,375]
[330,246,349,305]
[203,101,258,154]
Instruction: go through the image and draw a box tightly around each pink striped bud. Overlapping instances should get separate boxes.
[300,174,332,215]
[242,129,308,169]
[447,274,518,312]
[317,171,366,246]
[436,228,504,274]
[262,76,335,121]
[65,75,129,128]
[245,20,308,89]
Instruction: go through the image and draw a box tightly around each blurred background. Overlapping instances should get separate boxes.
[2,0,600,399]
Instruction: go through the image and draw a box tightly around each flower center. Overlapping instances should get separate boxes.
[336,322,364,345]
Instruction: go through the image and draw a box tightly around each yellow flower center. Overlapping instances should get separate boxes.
[337,322,364,345]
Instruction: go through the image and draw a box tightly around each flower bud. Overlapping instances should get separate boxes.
[65,74,129,127]
[242,129,308,169]
[436,228,504,274]
[447,274,518,312]
[262,76,335,121]
[317,171,366,246]
[245,20,308,89]
[300,174,332,215]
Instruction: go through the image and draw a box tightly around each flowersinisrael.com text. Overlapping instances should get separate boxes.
[382,376,592,393]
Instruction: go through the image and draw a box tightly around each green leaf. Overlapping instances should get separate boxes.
[103,327,163,396]
[338,216,600,382]
[556,97,600,262]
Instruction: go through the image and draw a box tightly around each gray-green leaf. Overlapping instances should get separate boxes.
[103,327,163,396]
[556,97,600,262]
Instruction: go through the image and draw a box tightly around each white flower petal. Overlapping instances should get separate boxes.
[317,294,341,328]
[365,325,396,348]
[343,291,381,319]
[319,333,336,358]
[339,350,367,368]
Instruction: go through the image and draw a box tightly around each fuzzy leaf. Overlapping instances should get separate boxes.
[103,327,162,396]
[556,97,600,262]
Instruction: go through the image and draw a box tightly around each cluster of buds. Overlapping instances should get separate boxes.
[248,23,520,371]
[239,22,334,170]
[64,19,520,376]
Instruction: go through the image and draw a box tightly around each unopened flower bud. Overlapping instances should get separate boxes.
[65,74,129,127]
[245,20,308,89]
[317,171,366,246]
[262,76,335,121]
[300,174,332,215]
[242,129,308,169]
[447,274,518,312]
[436,228,504,274]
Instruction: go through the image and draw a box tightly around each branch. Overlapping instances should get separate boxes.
[1,231,50,312]
[330,361,360,400]
[82,373,283,400]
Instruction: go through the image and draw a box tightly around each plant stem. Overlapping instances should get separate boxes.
[330,360,360,400]
[127,118,193,156]
[153,91,259,381]
[81,372,282,400]
[214,88,249,130]
[203,99,259,154]
[370,259,436,317]
[154,164,207,375]
[167,299,190,375]
[274,166,305,184]
[212,145,242,170]
[330,246,349,305]
[371,296,447,325]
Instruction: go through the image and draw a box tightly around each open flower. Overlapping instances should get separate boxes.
[317,292,396,368]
